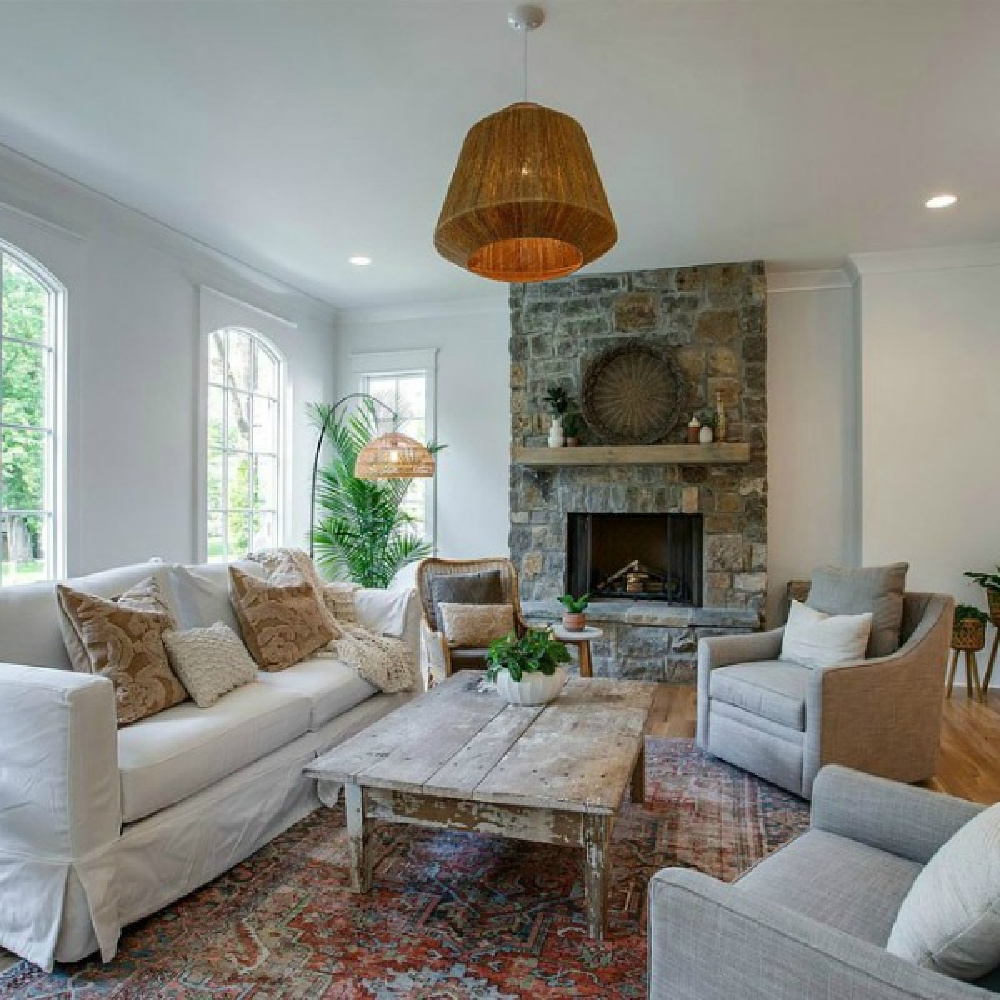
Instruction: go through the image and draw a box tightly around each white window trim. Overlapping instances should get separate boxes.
[350,348,438,550]
[197,286,294,562]
[0,237,67,584]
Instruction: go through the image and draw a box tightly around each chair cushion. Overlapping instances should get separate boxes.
[429,570,503,629]
[439,602,514,648]
[117,681,311,822]
[887,802,1000,980]
[808,562,908,658]
[738,829,923,946]
[256,656,378,730]
[710,660,810,731]
[780,600,873,669]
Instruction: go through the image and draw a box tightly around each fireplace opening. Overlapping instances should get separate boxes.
[566,512,703,606]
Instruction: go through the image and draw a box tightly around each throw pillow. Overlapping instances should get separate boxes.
[162,622,258,708]
[245,547,345,636]
[323,582,361,624]
[57,574,177,674]
[438,602,515,648]
[807,562,908,658]
[887,803,1000,980]
[429,570,504,631]
[168,560,266,633]
[56,584,187,726]
[780,599,873,669]
[229,565,336,672]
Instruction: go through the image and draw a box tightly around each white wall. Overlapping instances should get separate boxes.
[336,300,510,559]
[766,272,858,625]
[857,249,1000,610]
[0,145,338,575]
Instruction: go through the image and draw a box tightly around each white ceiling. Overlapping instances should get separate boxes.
[0,0,997,308]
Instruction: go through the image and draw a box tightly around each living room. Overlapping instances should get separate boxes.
[0,1,998,997]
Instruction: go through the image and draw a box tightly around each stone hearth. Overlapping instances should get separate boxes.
[509,261,767,682]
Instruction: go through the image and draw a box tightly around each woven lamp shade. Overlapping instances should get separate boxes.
[434,102,617,283]
[355,432,435,480]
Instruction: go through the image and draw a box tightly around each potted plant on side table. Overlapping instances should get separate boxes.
[559,592,589,631]
[486,629,571,706]
[952,605,989,652]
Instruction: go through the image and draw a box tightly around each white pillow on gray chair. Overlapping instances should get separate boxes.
[780,600,872,669]
[887,802,1000,980]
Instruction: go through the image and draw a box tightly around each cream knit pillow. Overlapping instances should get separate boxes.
[781,600,873,669]
[163,622,258,708]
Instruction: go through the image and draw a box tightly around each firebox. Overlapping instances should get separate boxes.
[565,512,703,606]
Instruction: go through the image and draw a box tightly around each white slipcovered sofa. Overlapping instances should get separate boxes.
[0,558,420,970]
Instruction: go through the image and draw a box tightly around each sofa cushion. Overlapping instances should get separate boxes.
[256,656,378,730]
[710,660,809,731]
[887,802,1000,980]
[808,562,908,658]
[117,681,311,823]
[168,560,265,633]
[738,829,923,946]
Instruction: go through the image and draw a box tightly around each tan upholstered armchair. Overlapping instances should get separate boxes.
[416,557,527,684]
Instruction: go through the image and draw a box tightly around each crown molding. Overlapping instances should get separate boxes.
[849,243,1000,276]
[339,294,509,326]
[765,268,852,293]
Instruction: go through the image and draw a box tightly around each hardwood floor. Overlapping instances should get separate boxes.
[650,684,1000,804]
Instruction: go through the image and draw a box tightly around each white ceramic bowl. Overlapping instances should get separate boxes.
[495,666,568,706]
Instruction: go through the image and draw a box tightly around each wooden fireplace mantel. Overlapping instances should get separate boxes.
[512,443,750,467]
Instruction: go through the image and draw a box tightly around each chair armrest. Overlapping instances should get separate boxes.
[0,663,121,858]
[697,628,783,745]
[811,765,982,864]
[649,867,988,1000]
[803,595,953,796]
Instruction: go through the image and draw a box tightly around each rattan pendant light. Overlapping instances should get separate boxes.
[434,6,617,283]
[355,430,436,479]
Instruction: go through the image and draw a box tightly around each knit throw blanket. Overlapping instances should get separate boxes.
[245,548,414,694]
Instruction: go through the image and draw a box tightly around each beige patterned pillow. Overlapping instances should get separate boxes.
[56,585,187,726]
[322,582,360,624]
[57,574,176,674]
[163,622,258,708]
[245,547,345,636]
[229,565,336,672]
[438,602,515,649]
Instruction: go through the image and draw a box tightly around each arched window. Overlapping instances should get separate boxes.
[206,326,284,561]
[0,241,63,586]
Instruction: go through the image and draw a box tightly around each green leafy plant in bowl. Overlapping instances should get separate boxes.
[486,629,571,706]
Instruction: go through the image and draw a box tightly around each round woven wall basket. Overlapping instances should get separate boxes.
[581,339,686,445]
[952,619,987,652]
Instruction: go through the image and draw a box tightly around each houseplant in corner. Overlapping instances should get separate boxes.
[486,628,571,706]
[559,592,589,631]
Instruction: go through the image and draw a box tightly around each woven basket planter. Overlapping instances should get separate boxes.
[986,588,1000,627]
[952,619,987,652]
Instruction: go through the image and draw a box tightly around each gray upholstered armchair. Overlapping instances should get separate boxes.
[649,766,999,999]
[697,592,954,798]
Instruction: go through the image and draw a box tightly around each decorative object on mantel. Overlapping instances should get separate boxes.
[581,339,686,445]
[715,388,728,443]
[486,628,570,705]
[563,409,583,447]
[686,415,701,443]
[558,592,589,631]
[544,385,569,448]
[964,566,1000,694]
[307,395,439,584]
[698,422,714,444]
[947,604,989,701]
[433,5,616,283]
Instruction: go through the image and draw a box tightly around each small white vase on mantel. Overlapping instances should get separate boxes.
[699,424,714,444]
[548,415,565,448]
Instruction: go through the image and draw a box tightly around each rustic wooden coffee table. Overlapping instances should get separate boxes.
[306,671,656,940]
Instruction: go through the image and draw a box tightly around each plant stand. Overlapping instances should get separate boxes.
[946,618,987,703]
[549,624,603,678]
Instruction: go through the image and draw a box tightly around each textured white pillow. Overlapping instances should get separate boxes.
[887,803,1000,979]
[780,600,873,669]
[162,622,258,708]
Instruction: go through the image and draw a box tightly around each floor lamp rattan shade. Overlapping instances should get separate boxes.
[355,432,435,480]
[434,102,617,283]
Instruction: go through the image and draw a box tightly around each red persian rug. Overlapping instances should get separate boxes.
[0,739,808,999]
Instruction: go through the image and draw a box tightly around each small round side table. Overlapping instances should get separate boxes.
[549,624,603,678]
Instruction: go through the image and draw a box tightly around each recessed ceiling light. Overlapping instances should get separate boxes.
[925,194,958,209]
[348,255,372,266]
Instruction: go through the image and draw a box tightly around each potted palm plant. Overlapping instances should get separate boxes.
[964,567,1000,626]
[559,592,589,631]
[486,629,571,706]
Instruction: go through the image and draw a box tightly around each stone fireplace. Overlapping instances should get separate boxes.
[509,261,767,681]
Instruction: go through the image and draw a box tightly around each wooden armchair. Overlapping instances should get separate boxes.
[416,557,527,682]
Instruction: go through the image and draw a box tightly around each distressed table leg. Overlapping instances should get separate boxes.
[582,814,612,940]
[344,782,372,892]
[630,739,646,803]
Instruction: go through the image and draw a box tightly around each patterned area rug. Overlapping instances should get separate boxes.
[0,739,808,999]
